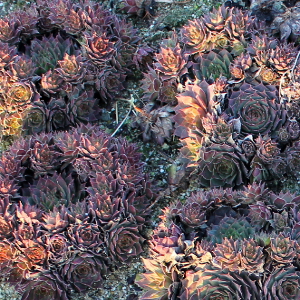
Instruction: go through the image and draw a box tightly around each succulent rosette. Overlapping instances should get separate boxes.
[56,53,86,85]
[22,174,77,211]
[40,70,70,95]
[87,192,122,226]
[95,67,126,104]
[212,238,242,271]
[154,42,187,81]
[174,80,215,139]
[5,81,38,111]
[181,266,260,300]
[83,32,115,67]
[44,233,70,264]
[67,87,100,125]
[226,7,256,39]
[61,251,106,292]
[240,239,265,274]
[263,267,300,300]
[269,42,297,74]
[255,135,280,164]
[201,114,238,145]
[41,206,70,234]
[67,222,104,253]
[0,241,18,269]
[23,103,47,135]
[1,111,24,136]
[208,217,255,245]
[176,202,207,228]
[30,34,74,75]
[202,4,231,32]
[17,240,48,268]
[10,56,36,79]
[240,181,269,204]
[48,98,70,131]
[29,140,61,176]
[22,271,68,300]
[0,17,21,44]
[207,31,230,51]
[269,235,296,266]
[193,49,232,81]
[259,67,279,85]
[230,53,252,79]
[136,257,175,300]
[227,83,287,137]
[106,220,145,264]
[197,143,248,188]
[181,18,209,54]
[0,41,17,68]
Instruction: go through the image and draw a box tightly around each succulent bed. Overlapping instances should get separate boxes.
[1,0,300,299]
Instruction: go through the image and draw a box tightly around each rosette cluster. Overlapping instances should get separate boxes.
[136,182,300,300]
[0,124,154,299]
[136,3,300,189]
[0,0,152,145]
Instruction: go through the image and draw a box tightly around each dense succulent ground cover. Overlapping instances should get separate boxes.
[133,1,300,300]
[0,124,154,299]
[136,183,300,299]
[0,0,152,150]
[2,0,300,299]
[0,0,158,298]
[137,1,300,190]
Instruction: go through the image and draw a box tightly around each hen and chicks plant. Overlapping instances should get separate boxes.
[0,0,152,148]
[136,182,300,299]
[136,2,300,189]
[0,124,154,299]
[3,0,300,299]
[133,2,300,300]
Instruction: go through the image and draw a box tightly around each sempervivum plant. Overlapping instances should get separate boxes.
[227,83,286,138]
[0,0,153,145]
[135,3,300,189]
[136,182,300,299]
[197,142,248,188]
[0,124,155,299]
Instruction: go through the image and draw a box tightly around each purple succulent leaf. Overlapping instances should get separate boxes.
[60,251,107,292]
[106,220,145,264]
[21,271,69,300]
